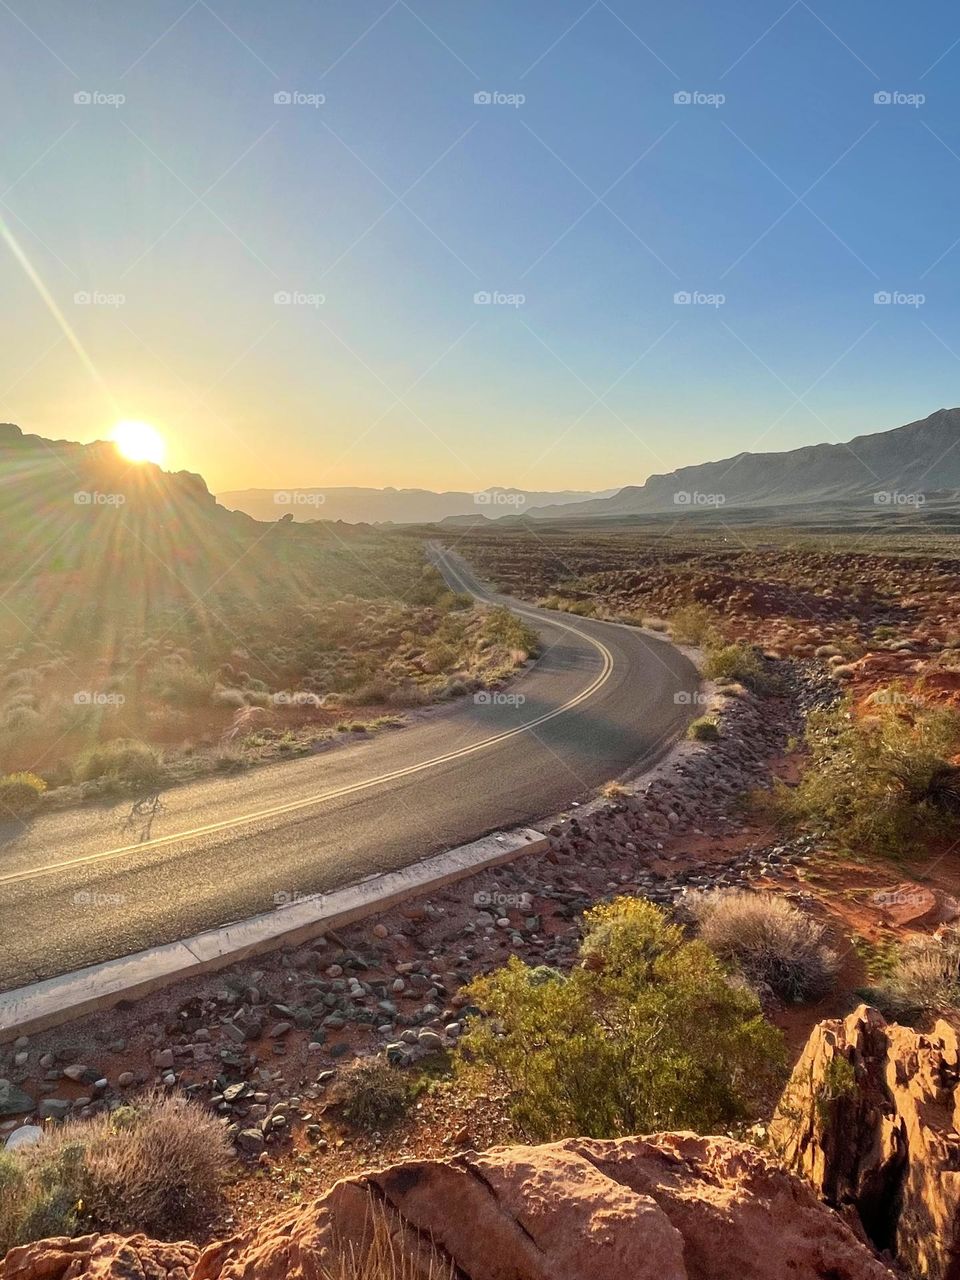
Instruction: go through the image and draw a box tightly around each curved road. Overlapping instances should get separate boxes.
[0,546,697,990]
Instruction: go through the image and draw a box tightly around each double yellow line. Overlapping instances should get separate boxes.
[0,561,613,888]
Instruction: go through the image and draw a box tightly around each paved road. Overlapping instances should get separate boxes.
[0,546,697,990]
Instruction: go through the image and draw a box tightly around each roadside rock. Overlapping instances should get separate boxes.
[772,1004,960,1280]
[188,1133,888,1280]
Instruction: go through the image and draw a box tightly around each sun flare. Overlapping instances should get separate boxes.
[111,420,166,466]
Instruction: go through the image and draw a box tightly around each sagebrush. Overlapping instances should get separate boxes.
[686,889,839,1001]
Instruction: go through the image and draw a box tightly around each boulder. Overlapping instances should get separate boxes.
[191,1133,889,1280]
[771,1004,960,1280]
[0,1133,893,1280]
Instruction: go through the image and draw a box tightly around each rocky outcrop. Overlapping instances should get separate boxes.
[0,1233,200,1279]
[1,1133,893,1280]
[772,1004,960,1280]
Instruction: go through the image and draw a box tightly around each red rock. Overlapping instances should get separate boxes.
[2,1136,893,1280]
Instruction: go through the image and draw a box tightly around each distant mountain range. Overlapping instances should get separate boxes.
[520,408,960,520]
[218,485,615,525]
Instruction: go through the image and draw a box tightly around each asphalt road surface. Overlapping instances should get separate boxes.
[0,545,697,990]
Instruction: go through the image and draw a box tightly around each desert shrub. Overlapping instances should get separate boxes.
[774,696,960,856]
[688,716,720,742]
[704,643,778,696]
[0,1092,229,1251]
[151,663,213,708]
[863,934,960,1020]
[669,603,717,647]
[0,771,47,815]
[76,739,166,787]
[481,605,540,657]
[337,1058,417,1132]
[456,897,784,1140]
[686,889,839,1001]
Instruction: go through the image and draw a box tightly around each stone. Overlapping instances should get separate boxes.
[4,1124,42,1151]
[38,1098,70,1121]
[236,1127,266,1153]
[117,1072,135,1088]
[0,1079,35,1118]
[152,1049,174,1070]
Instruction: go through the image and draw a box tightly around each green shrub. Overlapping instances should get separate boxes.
[0,1092,228,1253]
[337,1058,416,1133]
[0,771,47,816]
[704,643,778,696]
[669,603,717,647]
[456,897,784,1140]
[686,889,839,1001]
[75,739,166,787]
[688,716,720,742]
[773,696,960,856]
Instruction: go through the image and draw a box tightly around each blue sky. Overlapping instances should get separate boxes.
[2,0,959,491]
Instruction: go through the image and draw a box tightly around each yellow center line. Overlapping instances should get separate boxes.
[0,551,613,888]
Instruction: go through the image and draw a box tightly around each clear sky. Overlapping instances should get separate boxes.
[2,0,959,493]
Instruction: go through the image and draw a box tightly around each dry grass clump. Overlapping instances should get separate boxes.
[864,934,960,1020]
[321,1203,456,1280]
[687,889,839,1002]
[0,1091,230,1253]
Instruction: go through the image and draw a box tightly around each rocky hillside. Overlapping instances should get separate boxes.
[523,407,960,519]
[0,1133,893,1280]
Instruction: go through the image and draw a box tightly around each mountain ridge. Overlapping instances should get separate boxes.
[521,407,960,519]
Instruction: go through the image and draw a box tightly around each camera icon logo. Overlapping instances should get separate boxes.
[274,91,292,105]
[474,91,493,105]
[674,91,692,105]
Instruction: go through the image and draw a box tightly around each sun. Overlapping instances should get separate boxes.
[111,420,166,466]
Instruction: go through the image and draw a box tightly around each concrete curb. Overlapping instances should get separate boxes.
[0,827,547,1044]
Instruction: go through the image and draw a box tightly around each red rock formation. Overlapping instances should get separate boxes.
[772,1004,960,1280]
[0,1133,893,1280]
